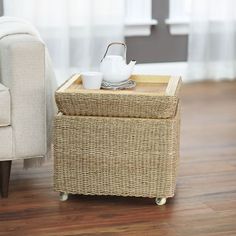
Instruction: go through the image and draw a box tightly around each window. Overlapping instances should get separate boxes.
[125,0,158,36]
[4,0,157,37]
[62,0,158,36]
[166,0,192,35]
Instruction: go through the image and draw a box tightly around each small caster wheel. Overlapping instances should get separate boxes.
[59,192,68,201]
[155,197,166,206]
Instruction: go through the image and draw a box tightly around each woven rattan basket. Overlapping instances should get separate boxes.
[54,74,181,205]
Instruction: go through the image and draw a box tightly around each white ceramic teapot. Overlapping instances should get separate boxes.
[100,42,136,83]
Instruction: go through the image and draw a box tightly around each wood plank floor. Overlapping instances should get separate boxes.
[1,81,236,236]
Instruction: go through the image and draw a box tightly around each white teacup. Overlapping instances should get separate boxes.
[81,72,103,89]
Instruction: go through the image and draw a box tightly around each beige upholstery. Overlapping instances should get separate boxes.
[0,126,13,159]
[0,83,10,127]
[0,34,53,161]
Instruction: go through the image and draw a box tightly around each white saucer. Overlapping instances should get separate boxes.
[101,80,136,90]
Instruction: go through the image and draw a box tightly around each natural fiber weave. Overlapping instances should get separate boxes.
[53,106,180,198]
[55,92,179,119]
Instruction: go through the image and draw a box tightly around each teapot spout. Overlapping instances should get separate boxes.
[126,60,136,78]
[128,60,136,70]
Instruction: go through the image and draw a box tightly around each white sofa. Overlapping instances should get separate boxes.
[0,33,53,197]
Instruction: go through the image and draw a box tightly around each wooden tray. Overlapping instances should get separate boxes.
[55,74,182,119]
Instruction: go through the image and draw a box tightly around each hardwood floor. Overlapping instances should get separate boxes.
[1,81,236,236]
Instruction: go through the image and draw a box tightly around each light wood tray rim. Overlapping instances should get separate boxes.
[56,74,182,96]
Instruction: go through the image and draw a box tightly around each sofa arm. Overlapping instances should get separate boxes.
[0,34,46,158]
[0,83,10,127]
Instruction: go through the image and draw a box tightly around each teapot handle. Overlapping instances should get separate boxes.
[101,42,127,62]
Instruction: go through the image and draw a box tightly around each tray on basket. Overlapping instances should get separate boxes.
[55,74,182,119]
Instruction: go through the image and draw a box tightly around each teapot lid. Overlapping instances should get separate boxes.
[104,55,124,60]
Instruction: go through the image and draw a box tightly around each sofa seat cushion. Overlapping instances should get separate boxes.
[0,83,10,126]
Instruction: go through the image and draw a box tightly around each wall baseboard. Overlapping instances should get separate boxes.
[134,62,188,81]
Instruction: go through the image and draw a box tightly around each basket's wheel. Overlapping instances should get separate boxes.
[59,192,68,202]
[155,197,166,206]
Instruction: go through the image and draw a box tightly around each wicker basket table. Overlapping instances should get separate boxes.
[53,74,182,205]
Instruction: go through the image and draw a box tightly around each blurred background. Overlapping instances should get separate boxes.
[2,0,235,84]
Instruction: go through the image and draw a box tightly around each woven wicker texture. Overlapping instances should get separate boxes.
[53,107,180,198]
[55,74,182,119]
[55,92,179,119]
